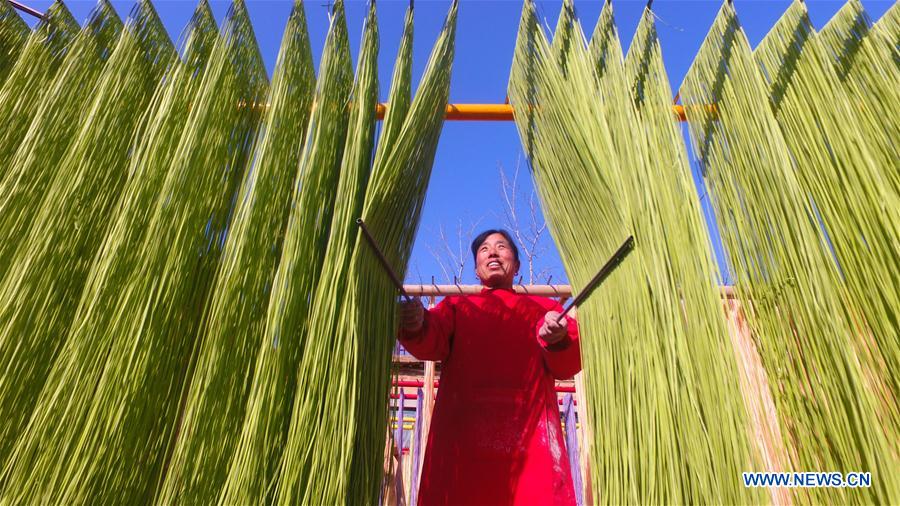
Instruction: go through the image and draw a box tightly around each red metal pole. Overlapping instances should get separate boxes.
[392,378,575,393]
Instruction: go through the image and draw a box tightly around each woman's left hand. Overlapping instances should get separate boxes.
[538,311,568,345]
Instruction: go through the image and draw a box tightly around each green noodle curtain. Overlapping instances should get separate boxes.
[0,1,896,503]
[681,2,897,503]
[818,0,900,189]
[0,0,78,176]
[158,1,315,503]
[509,0,757,502]
[0,0,122,281]
[875,1,899,64]
[219,0,353,501]
[754,0,900,463]
[0,0,174,477]
[0,0,28,85]
[0,0,267,502]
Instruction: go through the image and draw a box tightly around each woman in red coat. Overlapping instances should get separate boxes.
[398,229,581,506]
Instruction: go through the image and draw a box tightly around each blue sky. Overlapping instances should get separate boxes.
[19,0,897,286]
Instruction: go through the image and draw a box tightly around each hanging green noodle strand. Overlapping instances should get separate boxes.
[816,0,900,195]
[0,0,122,280]
[276,2,457,501]
[0,0,173,474]
[276,0,379,501]
[344,7,414,498]
[818,0,899,191]
[219,1,352,501]
[754,0,900,459]
[875,1,899,64]
[0,1,265,502]
[510,0,626,288]
[0,0,192,496]
[514,3,632,503]
[158,1,315,502]
[550,0,577,73]
[586,1,639,184]
[680,2,896,503]
[345,2,455,500]
[0,0,78,175]
[2,0,216,497]
[627,6,762,503]
[576,6,630,495]
[0,0,28,86]
[511,11,635,502]
[372,2,413,173]
[510,1,758,502]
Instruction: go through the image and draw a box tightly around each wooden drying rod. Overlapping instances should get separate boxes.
[404,283,737,300]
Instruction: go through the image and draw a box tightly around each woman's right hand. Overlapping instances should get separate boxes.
[398,297,425,332]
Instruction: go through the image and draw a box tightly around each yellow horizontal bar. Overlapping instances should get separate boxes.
[375,103,707,122]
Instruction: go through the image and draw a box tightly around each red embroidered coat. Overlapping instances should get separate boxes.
[399,287,582,506]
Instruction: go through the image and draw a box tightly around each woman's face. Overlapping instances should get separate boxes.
[474,233,519,287]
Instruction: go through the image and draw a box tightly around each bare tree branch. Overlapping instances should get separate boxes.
[426,225,454,284]
[426,218,483,284]
[499,155,549,284]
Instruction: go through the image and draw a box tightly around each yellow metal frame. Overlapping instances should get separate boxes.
[375,103,706,122]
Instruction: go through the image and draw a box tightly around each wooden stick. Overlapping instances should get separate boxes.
[9,0,43,19]
[400,283,736,299]
[556,236,635,323]
[357,218,411,302]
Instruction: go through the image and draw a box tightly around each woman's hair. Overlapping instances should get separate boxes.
[470,229,520,262]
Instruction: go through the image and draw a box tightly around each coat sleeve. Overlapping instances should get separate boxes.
[397,297,455,362]
[535,303,582,380]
